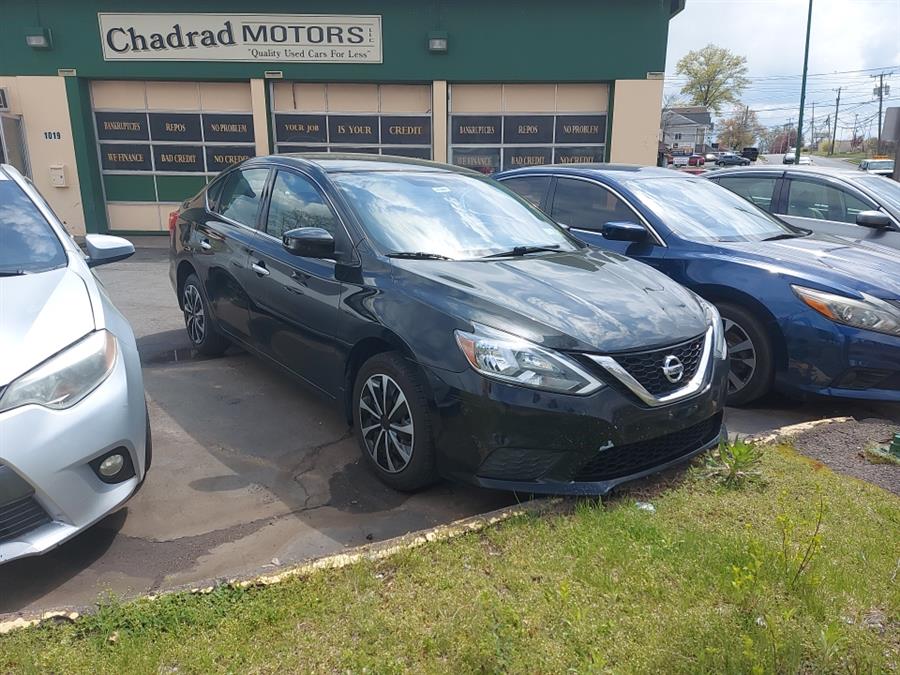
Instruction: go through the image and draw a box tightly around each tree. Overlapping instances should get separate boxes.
[716,106,764,150]
[675,44,749,114]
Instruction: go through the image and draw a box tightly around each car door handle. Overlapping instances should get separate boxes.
[200,239,212,251]
[250,260,270,276]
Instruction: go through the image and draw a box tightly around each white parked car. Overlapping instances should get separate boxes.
[859,159,894,176]
[0,164,150,564]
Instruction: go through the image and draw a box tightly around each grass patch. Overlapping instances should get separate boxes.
[1,444,898,673]
[864,445,900,465]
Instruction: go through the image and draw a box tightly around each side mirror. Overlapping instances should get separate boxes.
[84,234,135,267]
[602,221,649,242]
[856,210,893,229]
[282,227,335,258]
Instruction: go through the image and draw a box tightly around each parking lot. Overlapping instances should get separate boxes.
[1,241,897,618]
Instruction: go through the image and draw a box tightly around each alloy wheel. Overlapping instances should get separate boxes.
[723,318,757,395]
[358,373,414,474]
[183,285,206,345]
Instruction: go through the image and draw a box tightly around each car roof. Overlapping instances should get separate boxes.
[244,153,483,177]
[497,164,686,182]
[713,165,863,178]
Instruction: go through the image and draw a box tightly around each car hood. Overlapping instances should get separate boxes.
[391,248,709,353]
[0,268,95,387]
[712,233,900,298]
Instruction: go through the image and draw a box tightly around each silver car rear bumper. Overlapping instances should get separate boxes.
[0,348,147,564]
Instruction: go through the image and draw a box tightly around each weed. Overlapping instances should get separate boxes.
[704,436,764,487]
[776,494,826,590]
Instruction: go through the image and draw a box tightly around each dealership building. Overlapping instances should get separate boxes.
[0,1,683,236]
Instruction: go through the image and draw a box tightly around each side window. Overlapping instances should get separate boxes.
[216,168,270,227]
[205,175,227,211]
[501,176,551,208]
[787,179,873,223]
[716,176,777,212]
[550,177,638,231]
[266,171,339,239]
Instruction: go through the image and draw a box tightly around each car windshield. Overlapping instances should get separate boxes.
[866,160,894,170]
[0,180,67,275]
[628,177,795,243]
[333,171,580,259]
[855,175,900,215]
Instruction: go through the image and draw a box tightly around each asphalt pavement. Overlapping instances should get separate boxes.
[1,243,896,617]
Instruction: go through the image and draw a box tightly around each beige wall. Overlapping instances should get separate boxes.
[609,79,664,165]
[1,76,86,235]
[450,84,609,114]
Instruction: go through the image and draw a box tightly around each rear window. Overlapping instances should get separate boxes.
[0,180,67,274]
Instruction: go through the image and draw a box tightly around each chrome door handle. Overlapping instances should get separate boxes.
[251,261,270,276]
[200,239,212,250]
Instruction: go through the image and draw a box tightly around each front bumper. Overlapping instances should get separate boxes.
[0,349,147,564]
[777,311,900,402]
[421,353,730,495]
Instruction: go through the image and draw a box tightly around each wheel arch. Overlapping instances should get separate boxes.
[692,284,789,372]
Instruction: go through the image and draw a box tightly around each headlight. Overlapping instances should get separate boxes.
[793,285,900,337]
[697,297,727,360]
[455,325,604,395]
[0,331,118,414]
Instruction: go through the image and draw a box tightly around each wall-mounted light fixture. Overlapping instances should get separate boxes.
[25,27,52,50]
[427,31,448,54]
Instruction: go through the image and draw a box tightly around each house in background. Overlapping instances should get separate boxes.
[660,106,713,153]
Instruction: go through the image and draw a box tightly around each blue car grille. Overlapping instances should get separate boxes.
[0,495,51,544]
[610,333,706,396]
[574,412,723,482]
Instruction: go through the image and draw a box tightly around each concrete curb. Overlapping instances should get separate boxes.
[0,415,856,635]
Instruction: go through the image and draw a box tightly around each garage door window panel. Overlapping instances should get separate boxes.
[216,168,269,228]
[551,178,637,231]
[266,171,339,239]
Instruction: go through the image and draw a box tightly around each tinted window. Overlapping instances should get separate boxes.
[856,175,900,215]
[716,176,777,211]
[629,177,792,242]
[0,181,67,274]
[501,176,550,208]
[205,175,227,210]
[551,177,639,231]
[266,171,338,239]
[216,168,269,227]
[333,172,579,259]
[786,179,873,223]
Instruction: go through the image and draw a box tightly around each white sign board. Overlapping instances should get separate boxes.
[98,13,382,63]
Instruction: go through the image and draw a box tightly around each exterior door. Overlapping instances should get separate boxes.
[245,169,347,397]
[780,176,899,249]
[199,166,270,342]
[0,115,29,177]
[546,176,669,270]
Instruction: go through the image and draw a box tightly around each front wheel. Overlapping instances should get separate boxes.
[182,273,229,357]
[352,352,438,491]
[717,303,774,406]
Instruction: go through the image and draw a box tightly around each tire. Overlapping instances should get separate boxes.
[717,302,774,406]
[352,352,438,491]
[181,273,229,357]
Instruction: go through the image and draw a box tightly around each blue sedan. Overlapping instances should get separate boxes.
[495,165,900,405]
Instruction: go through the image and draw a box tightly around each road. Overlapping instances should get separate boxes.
[761,153,855,169]
[1,244,896,618]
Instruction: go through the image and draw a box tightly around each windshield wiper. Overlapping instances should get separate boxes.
[386,251,455,260]
[483,245,561,258]
[762,232,806,241]
[0,269,27,277]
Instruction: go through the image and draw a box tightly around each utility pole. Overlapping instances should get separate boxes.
[795,0,813,164]
[810,102,815,149]
[830,87,841,155]
[871,71,893,155]
[853,113,859,149]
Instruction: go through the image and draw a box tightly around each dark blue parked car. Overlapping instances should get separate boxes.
[496,165,900,405]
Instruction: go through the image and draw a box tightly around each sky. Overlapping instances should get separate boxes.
[664,0,900,140]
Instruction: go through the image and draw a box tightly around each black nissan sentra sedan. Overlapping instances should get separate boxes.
[169,155,729,495]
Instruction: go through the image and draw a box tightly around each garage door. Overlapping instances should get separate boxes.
[448,84,609,174]
[271,83,432,159]
[91,80,255,232]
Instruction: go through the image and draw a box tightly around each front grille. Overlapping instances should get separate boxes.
[0,495,51,544]
[611,333,706,396]
[574,412,723,482]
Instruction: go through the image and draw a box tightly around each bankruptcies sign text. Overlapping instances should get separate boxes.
[98,13,382,62]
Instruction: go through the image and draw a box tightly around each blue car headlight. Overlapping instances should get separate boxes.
[455,324,605,395]
[0,330,118,414]
[793,285,900,337]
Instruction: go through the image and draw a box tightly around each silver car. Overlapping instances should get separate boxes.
[0,164,149,564]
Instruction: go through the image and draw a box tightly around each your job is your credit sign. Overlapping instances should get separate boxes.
[98,13,382,63]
